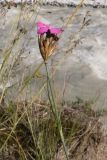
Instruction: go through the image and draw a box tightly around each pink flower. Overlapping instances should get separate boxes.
[37,21,63,61]
[37,21,63,35]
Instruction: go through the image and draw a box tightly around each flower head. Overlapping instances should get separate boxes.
[37,21,63,62]
[37,21,63,35]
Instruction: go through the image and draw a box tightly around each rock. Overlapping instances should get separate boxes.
[0,5,107,109]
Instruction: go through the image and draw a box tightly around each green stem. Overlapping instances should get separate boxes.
[44,61,69,160]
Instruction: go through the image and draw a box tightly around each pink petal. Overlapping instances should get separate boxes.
[37,27,49,34]
[37,21,50,28]
[50,28,63,35]
[37,21,50,34]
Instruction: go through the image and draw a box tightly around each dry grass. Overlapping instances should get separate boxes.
[0,97,104,160]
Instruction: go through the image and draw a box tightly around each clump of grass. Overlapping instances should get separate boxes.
[0,99,103,160]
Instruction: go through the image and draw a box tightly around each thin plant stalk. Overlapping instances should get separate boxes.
[44,62,69,160]
[24,106,45,160]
